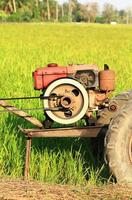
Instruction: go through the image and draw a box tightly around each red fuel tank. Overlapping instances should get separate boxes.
[33,63,68,90]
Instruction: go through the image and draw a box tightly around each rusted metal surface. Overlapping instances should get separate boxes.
[0,100,43,128]
[108,103,118,112]
[19,125,103,179]
[47,63,58,68]
[88,90,110,108]
[24,137,32,179]
[19,126,102,138]
[44,78,89,125]
[99,69,115,91]
[0,62,117,180]
[33,64,99,90]
[67,64,99,73]
[33,65,67,90]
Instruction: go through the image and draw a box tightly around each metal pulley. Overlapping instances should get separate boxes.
[43,78,89,124]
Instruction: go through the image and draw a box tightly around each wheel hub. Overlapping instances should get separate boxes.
[60,96,73,109]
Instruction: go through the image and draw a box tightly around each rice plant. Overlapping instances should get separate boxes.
[0,23,132,185]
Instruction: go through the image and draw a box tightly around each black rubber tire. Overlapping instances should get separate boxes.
[105,100,132,183]
[97,90,132,125]
[93,91,132,161]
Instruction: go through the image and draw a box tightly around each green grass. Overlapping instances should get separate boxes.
[0,23,132,185]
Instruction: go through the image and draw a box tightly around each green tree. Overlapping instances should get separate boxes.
[102,3,116,23]
[81,2,99,23]
[0,0,14,13]
[118,9,126,23]
[68,0,77,22]
[72,2,84,22]
[126,7,132,24]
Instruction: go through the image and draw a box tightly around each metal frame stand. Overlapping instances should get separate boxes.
[24,137,32,179]
[0,101,103,180]
[21,125,102,179]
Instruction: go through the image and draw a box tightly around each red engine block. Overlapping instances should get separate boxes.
[33,63,98,90]
[33,63,68,90]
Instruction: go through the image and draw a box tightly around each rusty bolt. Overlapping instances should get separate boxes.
[109,104,117,112]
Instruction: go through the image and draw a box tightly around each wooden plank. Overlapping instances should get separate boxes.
[19,126,102,138]
[0,100,43,128]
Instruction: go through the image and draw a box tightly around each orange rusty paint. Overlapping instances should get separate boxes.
[99,69,115,91]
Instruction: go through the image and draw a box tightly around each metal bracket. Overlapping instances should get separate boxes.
[18,125,103,179]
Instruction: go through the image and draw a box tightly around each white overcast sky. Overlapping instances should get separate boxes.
[98,0,131,9]
[59,0,132,10]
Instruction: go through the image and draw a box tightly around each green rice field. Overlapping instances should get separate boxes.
[0,23,132,185]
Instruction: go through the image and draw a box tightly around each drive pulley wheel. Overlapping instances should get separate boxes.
[105,100,132,183]
[44,78,88,124]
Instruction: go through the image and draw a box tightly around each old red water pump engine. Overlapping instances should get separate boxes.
[33,63,115,124]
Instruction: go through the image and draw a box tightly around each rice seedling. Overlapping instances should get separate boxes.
[0,23,132,185]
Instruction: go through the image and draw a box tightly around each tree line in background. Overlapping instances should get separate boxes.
[0,0,132,24]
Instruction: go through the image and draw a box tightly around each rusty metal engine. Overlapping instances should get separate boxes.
[33,63,115,124]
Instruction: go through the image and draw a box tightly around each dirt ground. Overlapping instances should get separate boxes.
[0,179,132,200]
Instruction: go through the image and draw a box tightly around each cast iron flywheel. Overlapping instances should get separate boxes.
[43,78,88,124]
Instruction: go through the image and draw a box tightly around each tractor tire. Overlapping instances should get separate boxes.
[93,91,132,160]
[97,90,132,125]
[105,100,132,183]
